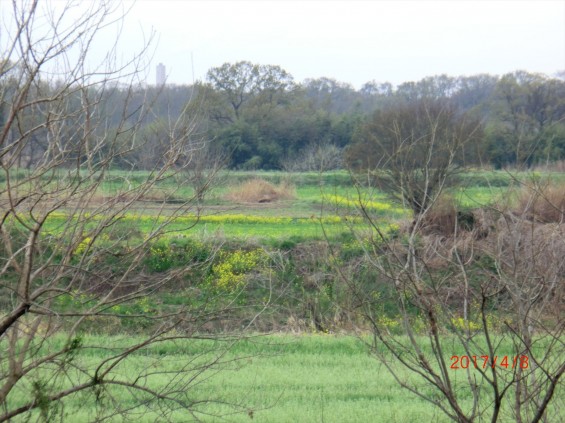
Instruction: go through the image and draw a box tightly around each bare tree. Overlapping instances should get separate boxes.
[334,175,565,422]
[0,1,261,420]
[281,143,343,173]
[346,99,483,216]
[182,138,229,204]
[130,110,229,203]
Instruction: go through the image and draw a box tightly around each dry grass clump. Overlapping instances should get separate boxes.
[420,195,458,236]
[513,182,565,223]
[226,178,295,203]
[420,195,476,237]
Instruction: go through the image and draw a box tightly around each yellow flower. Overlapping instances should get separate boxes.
[451,317,481,331]
[322,194,406,215]
[74,237,92,255]
[211,249,267,291]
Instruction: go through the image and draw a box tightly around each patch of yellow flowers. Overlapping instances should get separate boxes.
[123,213,361,225]
[378,315,400,330]
[451,317,482,332]
[323,194,406,215]
[211,249,267,292]
[45,211,366,227]
[74,237,92,255]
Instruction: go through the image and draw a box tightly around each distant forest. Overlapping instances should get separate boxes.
[3,60,564,171]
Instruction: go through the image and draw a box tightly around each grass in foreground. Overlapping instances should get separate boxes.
[4,334,452,422]
[11,334,562,422]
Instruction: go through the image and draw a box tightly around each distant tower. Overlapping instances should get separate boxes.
[156,63,166,86]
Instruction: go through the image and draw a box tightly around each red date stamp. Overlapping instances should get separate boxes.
[450,355,529,370]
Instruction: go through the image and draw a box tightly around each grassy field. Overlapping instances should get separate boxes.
[4,169,564,422]
[30,169,523,243]
[12,333,563,422]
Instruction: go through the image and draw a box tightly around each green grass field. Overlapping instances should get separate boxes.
[4,169,564,422]
[30,169,519,244]
[12,333,562,422]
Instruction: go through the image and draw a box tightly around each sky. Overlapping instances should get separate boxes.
[119,0,565,88]
[2,0,565,88]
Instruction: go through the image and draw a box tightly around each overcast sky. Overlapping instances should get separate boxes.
[115,0,564,88]
[3,0,564,88]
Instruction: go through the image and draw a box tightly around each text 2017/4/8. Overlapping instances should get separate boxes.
[450,355,529,370]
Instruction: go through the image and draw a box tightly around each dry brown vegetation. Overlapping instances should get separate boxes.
[225,178,295,203]
[513,181,565,223]
[420,194,459,236]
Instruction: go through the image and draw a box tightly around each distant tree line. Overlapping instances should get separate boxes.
[2,60,564,171]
